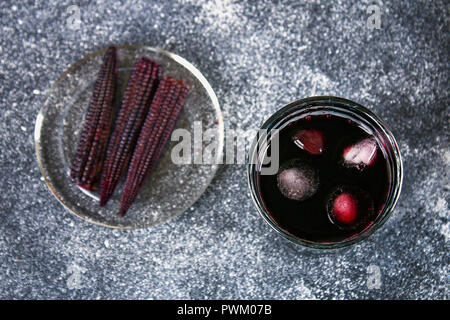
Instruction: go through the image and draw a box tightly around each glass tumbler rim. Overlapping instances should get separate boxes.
[247,96,403,250]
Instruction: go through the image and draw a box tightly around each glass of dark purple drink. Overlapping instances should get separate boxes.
[247,97,403,249]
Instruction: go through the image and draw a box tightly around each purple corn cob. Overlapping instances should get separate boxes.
[99,57,162,206]
[119,77,189,216]
[70,46,118,191]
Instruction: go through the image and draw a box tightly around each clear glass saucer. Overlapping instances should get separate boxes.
[35,45,224,229]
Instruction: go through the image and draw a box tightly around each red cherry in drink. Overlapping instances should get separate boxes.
[326,185,374,230]
[330,193,358,225]
[292,129,324,155]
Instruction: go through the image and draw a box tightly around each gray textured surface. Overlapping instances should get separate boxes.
[0,0,448,299]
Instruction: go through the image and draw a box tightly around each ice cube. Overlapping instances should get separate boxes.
[343,137,377,168]
[292,129,324,155]
[277,159,319,201]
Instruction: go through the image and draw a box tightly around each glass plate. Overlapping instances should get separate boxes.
[35,45,224,229]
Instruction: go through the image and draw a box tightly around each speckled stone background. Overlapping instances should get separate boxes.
[0,0,448,299]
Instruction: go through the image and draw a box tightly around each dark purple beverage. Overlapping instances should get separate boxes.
[258,113,390,243]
